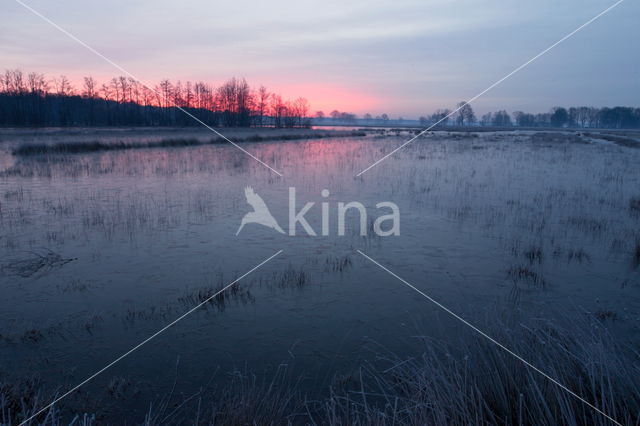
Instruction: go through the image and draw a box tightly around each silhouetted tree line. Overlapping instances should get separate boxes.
[477,106,639,129]
[420,103,640,129]
[509,106,640,129]
[331,102,640,129]
[0,69,311,128]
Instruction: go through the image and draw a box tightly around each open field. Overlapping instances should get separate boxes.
[1,127,639,424]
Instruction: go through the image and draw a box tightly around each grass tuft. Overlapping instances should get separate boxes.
[12,132,367,156]
[3,313,638,425]
[631,197,640,218]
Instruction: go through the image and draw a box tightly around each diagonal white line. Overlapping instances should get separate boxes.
[19,249,284,426]
[356,0,625,176]
[356,250,622,426]
[13,0,283,176]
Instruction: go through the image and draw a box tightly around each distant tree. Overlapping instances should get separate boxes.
[2,69,26,94]
[27,72,48,94]
[535,112,551,127]
[513,111,535,127]
[159,79,172,109]
[598,106,639,128]
[512,111,524,126]
[550,107,569,127]
[419,116,429,126]
[455,102,475,126]
[430,109,451,126]
[293,97,310,127]
[82,77,97,99]
[215,77,252,126]
[491,110,512,127]
[480,112,492,126]
[315,110,325,119]
[235,78,252,127]
[586,107,599,128]
[575,106,590,128]
[7,67,639,131]
[271,94,286,128]
[53,75,74,96]
[339,112,357,123]
[568,107,579,127]
[256,85,270,126]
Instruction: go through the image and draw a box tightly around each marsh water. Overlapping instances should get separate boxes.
[1,128,639,420]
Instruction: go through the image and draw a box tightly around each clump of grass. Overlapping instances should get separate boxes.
[277,267,307,288]
[178,276,255,311]
[12,132,367,156]
[207,368,303,425]
[325,255,353,272]
[583,132,640,148]
[0,378,47,424]
[145,311,640,425]
[3,188,24,201]
[317,313,640,425]
[567,248,591,264]
[0,378,95,425]
[12,138,206,155]
[4,313,639,425]
[106,376,138,400]
[142,366,304,425]
[84,314,103,335]
[257,266,308,289]
[530,132,585,145]
[57,278,91,293]
[630,197,640,215]
[20,329,45,343]
[1,249,76,278]
[563,216,607,234]
[508,265,546,288]
[593,309,617,321]
[123,305,173,325]
[523,246,543,264]
[634,240,640,268]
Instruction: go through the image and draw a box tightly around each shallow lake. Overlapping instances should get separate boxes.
[1,129,639,421]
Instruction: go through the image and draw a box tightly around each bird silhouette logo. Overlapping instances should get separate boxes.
[236,186,285,235]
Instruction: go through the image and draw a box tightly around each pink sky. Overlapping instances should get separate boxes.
[2,0,638,117]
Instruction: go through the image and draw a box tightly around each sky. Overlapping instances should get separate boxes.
[2,0,638,118]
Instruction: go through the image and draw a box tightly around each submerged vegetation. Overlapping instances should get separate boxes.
[0,249,76,278]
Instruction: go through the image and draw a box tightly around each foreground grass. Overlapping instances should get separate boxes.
[3,311,638,425]
[11,131,367,156]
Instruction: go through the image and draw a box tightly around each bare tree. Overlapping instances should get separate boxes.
[430,109,451,126]
[256,85,270,126]
[82,77,97,99]
[455,102,475,126]
[53,75,74,96]
[27,72,48,94]
[293,97,310,127]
